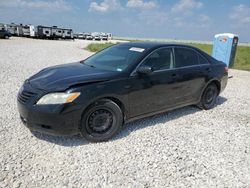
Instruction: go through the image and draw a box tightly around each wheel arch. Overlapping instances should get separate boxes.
[105,97,127,119]
[80,96,127,123]
[199,79,221,101]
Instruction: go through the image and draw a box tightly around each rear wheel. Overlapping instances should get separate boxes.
[198,83,219,110]
[80,99,123,142]
[4,35,9,39]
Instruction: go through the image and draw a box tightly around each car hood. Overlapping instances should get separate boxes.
[28,62,120,91]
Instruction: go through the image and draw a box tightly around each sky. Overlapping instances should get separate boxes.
[0,0,250,42]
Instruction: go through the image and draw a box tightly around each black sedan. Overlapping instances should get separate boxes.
[17,42,228,142]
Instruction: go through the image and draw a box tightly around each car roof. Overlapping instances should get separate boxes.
[118,42,199,50]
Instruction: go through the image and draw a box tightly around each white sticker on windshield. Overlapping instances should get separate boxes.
[117,68,122,72]
[129,47,145,52]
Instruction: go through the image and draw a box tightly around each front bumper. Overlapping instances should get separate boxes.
[17,91,82,136]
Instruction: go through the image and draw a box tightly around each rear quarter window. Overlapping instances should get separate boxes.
[198,54,210,65]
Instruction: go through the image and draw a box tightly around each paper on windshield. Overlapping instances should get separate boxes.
[129,47,145,52]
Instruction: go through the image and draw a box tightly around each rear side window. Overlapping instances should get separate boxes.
[174,48,199,68]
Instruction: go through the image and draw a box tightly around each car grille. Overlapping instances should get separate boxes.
[18,90,37,104]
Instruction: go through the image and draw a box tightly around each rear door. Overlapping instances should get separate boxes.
[173,47,206,104]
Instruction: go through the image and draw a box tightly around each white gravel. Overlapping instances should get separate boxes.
[0,37,250,188]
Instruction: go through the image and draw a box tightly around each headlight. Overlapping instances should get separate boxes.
[37,92,80,105]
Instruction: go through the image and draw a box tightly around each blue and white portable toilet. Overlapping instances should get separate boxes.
[212,33,239,67]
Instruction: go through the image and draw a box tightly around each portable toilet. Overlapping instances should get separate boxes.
[212,33,239,67]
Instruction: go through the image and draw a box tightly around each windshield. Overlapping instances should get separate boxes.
[83,45,145,72]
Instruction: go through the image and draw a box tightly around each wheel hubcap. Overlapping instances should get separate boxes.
[88,109,113,133]
[205,88,215,104]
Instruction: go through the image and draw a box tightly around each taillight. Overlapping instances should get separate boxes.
[224,66,229,73]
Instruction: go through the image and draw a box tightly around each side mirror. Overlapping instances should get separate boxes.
[137,65,153,74]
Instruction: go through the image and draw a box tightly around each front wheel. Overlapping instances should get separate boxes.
[80,99,123,142]
[4,35,9,39]
[198,83,219,110]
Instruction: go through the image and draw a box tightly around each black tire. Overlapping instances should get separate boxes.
[198,83,219,110]
[80,99,123,142]
[4,35,9,39]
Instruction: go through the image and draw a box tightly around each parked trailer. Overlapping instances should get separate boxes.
[36,25,52,39]
[0,23,7,30]
[5,23,24,36]
[36,25,73,40]
[22,25,29,37]
[6,23,18,36]
[16,24,24,36]
[22,25,35,37]
[51,26,63,39]
[51,26,73,39]
[62,28,73,39]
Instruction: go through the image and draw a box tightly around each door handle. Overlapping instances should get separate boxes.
[206,67,212,72]
[124,85,132,89]
[171,73,178,78]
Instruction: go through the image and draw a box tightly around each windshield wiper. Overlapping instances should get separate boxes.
[83,62,96,68]
[89,65,96,68]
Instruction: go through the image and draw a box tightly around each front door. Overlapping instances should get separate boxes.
[128,47,180,117]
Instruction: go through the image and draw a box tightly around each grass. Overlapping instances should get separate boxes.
[86,42,250,71]
[233,46,250,71]
[188,43,250,71]
[86,43,115,52]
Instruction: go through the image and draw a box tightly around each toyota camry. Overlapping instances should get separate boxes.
[17,42,228,142]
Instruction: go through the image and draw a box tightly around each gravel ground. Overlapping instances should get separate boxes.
[0,37,250,188]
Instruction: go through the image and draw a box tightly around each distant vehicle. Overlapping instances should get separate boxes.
[99,32,112,40]
[85,33,93,40]
[62,29,74,39]
[107,33,112,40]
[73,33,78,39]
[101,34,108,41]
[0,28,11,39]
[16,24,24,36]
[5,23,23,36]
[93,35,102,41]
[51,26,63,39]
[36,25,52,39]
[0,23,6,29]
[6,23,16,35]
[22,25,35,37]
[17,42,228,142]
[91,32,102,41]
[35,25,73,40]
[77,33,85,39]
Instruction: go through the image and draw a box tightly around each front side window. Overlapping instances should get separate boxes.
[142,48,173,71]
[174,48,199,68]
[83,45,145,72]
